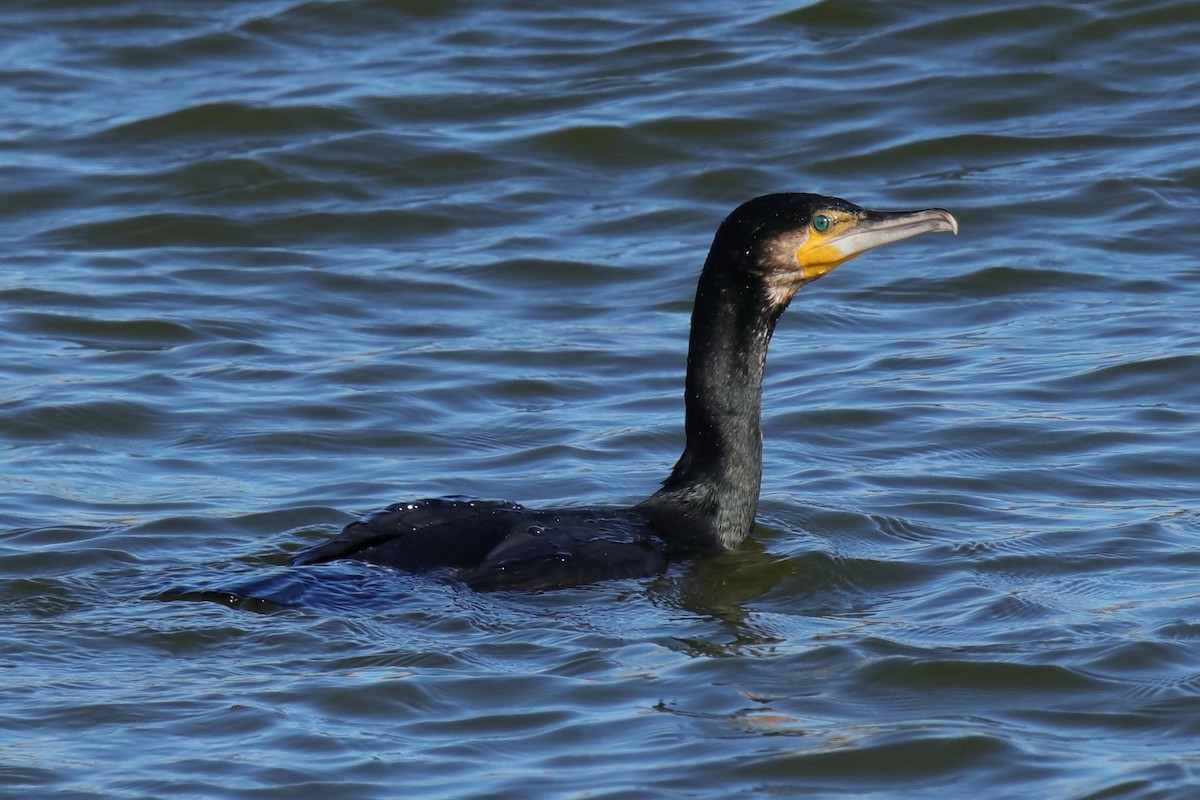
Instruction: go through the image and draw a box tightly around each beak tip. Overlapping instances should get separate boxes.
[937,209,959,236]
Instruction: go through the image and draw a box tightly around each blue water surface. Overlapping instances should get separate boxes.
[2,1,1199,797]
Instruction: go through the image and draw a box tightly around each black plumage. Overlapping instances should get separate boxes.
[290,194,957,590]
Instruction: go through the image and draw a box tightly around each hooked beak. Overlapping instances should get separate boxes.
[823,207,958,262]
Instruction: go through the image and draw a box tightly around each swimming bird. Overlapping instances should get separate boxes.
[290,193,957,590]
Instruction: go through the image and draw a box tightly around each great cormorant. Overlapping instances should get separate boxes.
[290,193,957,590]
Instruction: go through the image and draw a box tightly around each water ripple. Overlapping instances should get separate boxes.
[3,0,1200,797]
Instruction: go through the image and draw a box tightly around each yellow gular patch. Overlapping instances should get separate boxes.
[793,211,865,281]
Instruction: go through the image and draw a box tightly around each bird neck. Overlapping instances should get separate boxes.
[639,252,785,551]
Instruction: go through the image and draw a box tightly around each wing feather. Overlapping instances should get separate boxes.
[290,497,526,572]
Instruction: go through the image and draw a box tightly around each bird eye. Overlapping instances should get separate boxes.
[811,214,831,233]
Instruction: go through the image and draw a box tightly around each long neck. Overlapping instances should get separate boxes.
[639,252,784,550]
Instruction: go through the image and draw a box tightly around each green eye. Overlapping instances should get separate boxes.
[812,214,831,233]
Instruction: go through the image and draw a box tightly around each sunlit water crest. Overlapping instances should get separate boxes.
[2,1,1199,797]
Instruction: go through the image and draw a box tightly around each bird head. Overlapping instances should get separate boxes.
[712,193,958,308]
